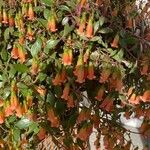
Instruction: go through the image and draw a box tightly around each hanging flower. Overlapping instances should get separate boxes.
[0,111,5,124]
[86,14,94,38]
[8,14,15,27]
[60,67,67,83]
[15,103,23,118]
[77,108,90,124]
[77,124,93,141]
[74,54,85,83]
[26,25,34,41]
[95,86,105,101]
[31,58,39,75]
[77,12,86,36]
[62,48,73,66]
[28,3,34,21]
[67,94,75,108]
[111,34,119,48]
[52,72,62,86]
[47,11,57,32]
[140,90,150,102]
[61,83,70,100]
[4,101,14,117]
[37,128,46,141]
[47,108,60,128]
[11,44,19,59]
[10,93,19,111]
[2,9,8,24]
[99,67,111,83]
[83,48,90,63]
[100,96,114,112]
[18,45,26,63]
[87,62,96,80]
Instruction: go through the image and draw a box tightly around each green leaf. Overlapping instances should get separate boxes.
[37,73,47,82]
[99,16,105,26]
[15,118,32,129]
[54,86,62,98]
[13,64,29,73]
[4,28,10,41]
[63,24,74,37]
[99,27,112,34]
[55,100,66,114]
[7,115,17,124]
[46,91,55,106]
[44,39,59,54]
[13,127,20,143]
[1,48,8,61]
[112,49,124,62]
[41,0,53,6]
[30,38,42,56]
[44,9,51,19]
[28,122,39,134]
[37,18,47,28]
[59,5,71,12]
[94,21,100,34]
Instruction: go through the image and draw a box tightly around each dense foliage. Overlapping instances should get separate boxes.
[0,0,150,149]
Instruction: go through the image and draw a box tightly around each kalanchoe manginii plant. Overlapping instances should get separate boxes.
[0,0,150,149]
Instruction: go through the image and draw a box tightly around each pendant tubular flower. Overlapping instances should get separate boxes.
[31,58,39,75]
[61,83,70,100]
[0,111,4,124]
[111,34,119,48]
[140,90,150,102]
[95,86,105,101]
[67,94,75,108]
[8,13,15,27]
[87,62,96,80]
[86,15,93,38]
[47,108,60,128]
[99,67,111,83]
[47,11,57,32]
[28,3,34,21]
[52,72,62,86]
[83,48,90,63]
[74,54,85,83]
[18,45,26,63]
[11,43,19,59]
[77,12,86,36]
[62,48,72,66]
[26,25,34,41]
[2,9,8,24]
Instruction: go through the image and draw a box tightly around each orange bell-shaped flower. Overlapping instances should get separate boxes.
[61,83,70,100]
[111,34,119,48]
[77,12,86,36]
[99,67,111,83]
[47,11,57,32]
[140,90,150,102]
[87,62,96,80]
[28,3,34,21]
[18,45,26,63]
[74,54,85,83]
[52,72,62,86]
[95,86,105,101]
[86,15,94,38]
[0,111,5,124]
[8,13,15,27]
[11,44,19,59]
[2,8,8,24]
[26,25,34,41]
[47,108,60,128]
[62,48,73,66]
[83,48,90,63]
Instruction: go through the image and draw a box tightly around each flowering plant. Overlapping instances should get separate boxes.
[0,0,150,149]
